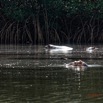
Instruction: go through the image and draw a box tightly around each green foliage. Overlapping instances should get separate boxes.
[1,0,103,44]
[45,0,63,17]
[1,0,103,21]
[62,0,80,16]
[1,0,39,21]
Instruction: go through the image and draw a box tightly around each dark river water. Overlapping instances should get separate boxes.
[0,44,103,103]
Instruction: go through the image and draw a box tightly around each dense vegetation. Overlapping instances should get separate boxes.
[0,0,103,44]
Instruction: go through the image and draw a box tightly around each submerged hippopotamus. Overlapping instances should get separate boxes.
[65,60,88,71]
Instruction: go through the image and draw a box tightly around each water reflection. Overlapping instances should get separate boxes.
[0,45,103,103]
[0,66,103,103]
[45,49,73,55]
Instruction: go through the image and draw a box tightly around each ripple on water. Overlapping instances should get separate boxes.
[0,45,103,103]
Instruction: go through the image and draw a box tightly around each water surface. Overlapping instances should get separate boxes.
[0,44,103,103]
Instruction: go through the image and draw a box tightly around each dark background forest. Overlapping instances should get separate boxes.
[0,0,103,44]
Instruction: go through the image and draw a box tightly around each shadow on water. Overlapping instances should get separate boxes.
[0,45,103,103]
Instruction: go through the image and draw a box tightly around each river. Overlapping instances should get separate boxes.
[0,44,103,103]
